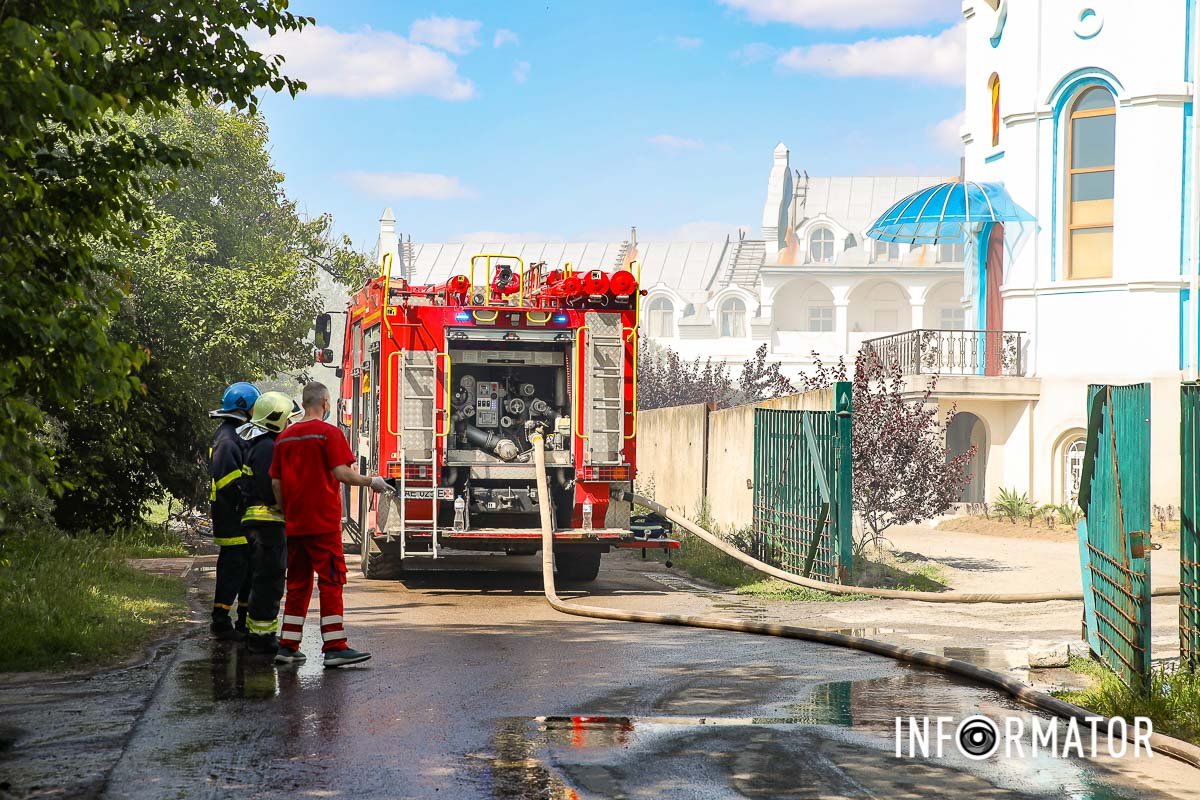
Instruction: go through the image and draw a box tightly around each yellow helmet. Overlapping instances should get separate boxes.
[250,391,300,433]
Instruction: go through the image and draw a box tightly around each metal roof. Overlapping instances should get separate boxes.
[801,176,955,237]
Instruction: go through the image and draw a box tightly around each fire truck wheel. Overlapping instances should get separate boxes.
[359,532,395,580]
[555,550,601,583]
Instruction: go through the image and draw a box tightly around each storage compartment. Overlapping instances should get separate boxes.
[443,333,575,528]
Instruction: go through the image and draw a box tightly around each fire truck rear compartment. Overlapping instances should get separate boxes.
[445,336,576,530]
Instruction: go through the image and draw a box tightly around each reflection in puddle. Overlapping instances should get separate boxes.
[177,648,281,704]
[481,718,580,800]
[480,673,1154,800]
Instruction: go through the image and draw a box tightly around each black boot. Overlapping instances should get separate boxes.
[235,609,249,636]
[245,632,278,655]
[211,611,245,642]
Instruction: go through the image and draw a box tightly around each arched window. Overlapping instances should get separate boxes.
[1067,86,1116,279]
[1063,437,1086,503]
[719,297,747,337]
[645,297,674,338]
[808,227,834,264]
[989,73,1001,148]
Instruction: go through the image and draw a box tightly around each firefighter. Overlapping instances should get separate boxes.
[238,391,300,655]
[208,381,261,640]
[270,381,390,668]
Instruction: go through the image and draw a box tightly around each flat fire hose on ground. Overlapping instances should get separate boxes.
[528,434,1200,769]
[613,491,1179,604]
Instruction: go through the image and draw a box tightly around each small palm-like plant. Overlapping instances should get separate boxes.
[1056,503,1084,527]
[994,487,1034,524]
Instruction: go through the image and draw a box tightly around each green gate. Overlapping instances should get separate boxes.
[1076,383,1152,689]
[752,382,853,583]
[1181,384,1200,667]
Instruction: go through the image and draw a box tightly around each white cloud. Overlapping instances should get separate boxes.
[248,25,475,99]
[450,230,565,243]
[670,35,703,49]
[932,110,965,153]
[493,28,519,48]
[343,171,475,199]
[731,42,780,64]
[513,60,531,83]
[409,16,481,55]
[776,24,965,85]
[719,0,957,29]
[648,133,705,151]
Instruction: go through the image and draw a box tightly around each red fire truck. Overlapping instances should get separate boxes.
[314,254,677,581]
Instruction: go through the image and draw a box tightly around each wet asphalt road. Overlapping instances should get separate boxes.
[92,553,1199,799]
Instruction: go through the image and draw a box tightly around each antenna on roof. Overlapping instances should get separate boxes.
[792,169,810,221]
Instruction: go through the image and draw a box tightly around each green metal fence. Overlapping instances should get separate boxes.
[752,382,853,583]
[1181,383,1200,667]
[1076,383,1152,690]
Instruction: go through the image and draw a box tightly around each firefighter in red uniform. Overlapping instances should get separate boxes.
[270,381,389,668]
[238,391,300,655]
[208,381,260,640]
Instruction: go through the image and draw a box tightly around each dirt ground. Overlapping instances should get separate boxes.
[936,514,1182,549]
[692,517,1184,682]
[884,519,1181,597]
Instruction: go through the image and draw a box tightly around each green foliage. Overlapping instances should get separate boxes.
[0,527,186,671]
[735,579,868,602]
[0,1,310,520]
[1057,503,1084,526]
[993,487,1036,524]
[48,104,359,530]
[1056,658,1200,744]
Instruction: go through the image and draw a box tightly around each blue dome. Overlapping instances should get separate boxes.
[867,181,1034,245]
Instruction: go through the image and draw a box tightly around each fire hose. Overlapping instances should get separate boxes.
[612,491,1180,604]
[528,433,1200,768]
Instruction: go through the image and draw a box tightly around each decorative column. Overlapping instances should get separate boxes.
[911,302,925,330]
[835,301,850,353]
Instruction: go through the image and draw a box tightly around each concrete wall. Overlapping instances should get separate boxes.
[635,403,708,515]
[637,386,838,530]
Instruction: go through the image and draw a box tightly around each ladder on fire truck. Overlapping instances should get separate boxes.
[394,349,441,558]
[583,312,625,465]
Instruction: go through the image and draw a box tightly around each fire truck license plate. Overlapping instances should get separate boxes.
[402,488,455,500]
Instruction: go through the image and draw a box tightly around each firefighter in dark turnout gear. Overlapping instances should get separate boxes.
[208,381,260,640]
[238,392,298,654]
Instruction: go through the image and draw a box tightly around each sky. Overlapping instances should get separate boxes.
[252,0,967,249]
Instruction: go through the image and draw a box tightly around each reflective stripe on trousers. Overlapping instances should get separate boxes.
[214,536,249,547]
[241,504,285,524]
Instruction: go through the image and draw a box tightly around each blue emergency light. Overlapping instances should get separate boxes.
[454,311,471,322]
[553,313,569,324]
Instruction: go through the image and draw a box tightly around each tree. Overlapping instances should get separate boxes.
[49,104,364,531]
[637,340,797,411]
[0,1,310,515]
[799,348,974,550]
[738,343,796,403]
[637,339,735,410]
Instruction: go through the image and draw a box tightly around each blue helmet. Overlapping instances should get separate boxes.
[211,382,260,420]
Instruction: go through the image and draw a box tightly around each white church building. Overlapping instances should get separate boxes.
[374,1,1199,507]
[924,0,1197,506]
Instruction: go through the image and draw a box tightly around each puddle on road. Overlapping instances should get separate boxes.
[176,649,281,704]
[474,672,1160,800]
